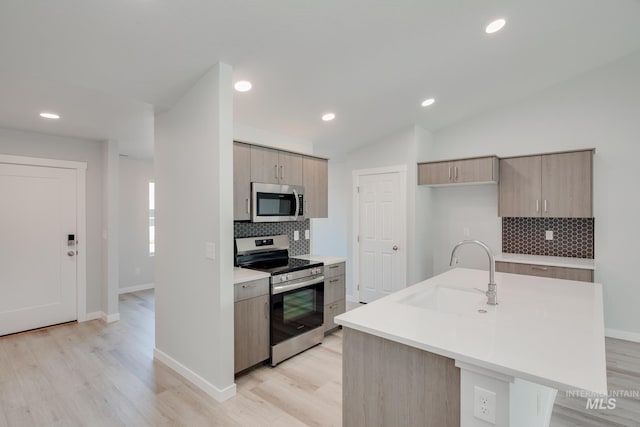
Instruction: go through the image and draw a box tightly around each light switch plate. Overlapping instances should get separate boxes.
[294,230,300,241]
[305,229,310,240]
[545,230,554,240]
[205,242,215,260]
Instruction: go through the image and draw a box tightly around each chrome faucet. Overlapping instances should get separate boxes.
[449,240,498,305]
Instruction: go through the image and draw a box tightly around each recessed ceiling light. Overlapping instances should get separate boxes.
[234,81,252,92]
[485,18,506,34]
[39,112,60,119]
[322,113,335,121]
[421,98,435,107]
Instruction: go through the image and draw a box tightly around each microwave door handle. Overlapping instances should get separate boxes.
[293,189,300,221]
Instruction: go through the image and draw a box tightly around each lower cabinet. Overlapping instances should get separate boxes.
[234,278,270,374]
[496,261,594,283]
[324,262,346,333]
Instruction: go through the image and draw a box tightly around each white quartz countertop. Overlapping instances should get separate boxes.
[233,267,270,284]
[495,253,595,270]
[335,268,607,395]
[293,254,347,266]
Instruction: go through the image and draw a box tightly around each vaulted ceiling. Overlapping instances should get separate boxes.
[1,0,639,157]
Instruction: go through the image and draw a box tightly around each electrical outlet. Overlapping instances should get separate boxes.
[294,230,300,241]
[474,386,496,424]
[305,229,310,240]
[545,230,554,240]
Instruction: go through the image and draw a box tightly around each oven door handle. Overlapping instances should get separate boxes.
[272,276,324,295]
[293,189,300,221]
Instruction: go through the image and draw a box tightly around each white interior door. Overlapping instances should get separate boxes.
[358,171,406,303]
[0,163,77,336]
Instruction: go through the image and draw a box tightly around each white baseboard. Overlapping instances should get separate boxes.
[605,328,640,344]
[118,283,155,294]
[105,312,120,323]
[84,311,105,321]
[153,347,236,402]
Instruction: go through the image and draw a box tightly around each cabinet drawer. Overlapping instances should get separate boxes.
[324,262,345,278]
[496,261,593,283]
[324,299,345,333]
[234,278,269,302]
[325,275,346,305]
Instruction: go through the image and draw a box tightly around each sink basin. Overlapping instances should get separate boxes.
[398,284,488,315]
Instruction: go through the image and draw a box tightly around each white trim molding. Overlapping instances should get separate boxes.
[154,348,237,402]
[0,154,87,170]
[606,328,640,344]
[104,313,120,323]
[118,283,155,294]
[85,311,105,321]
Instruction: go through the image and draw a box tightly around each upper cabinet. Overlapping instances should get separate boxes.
[499,150,593,218]
[418,156,499,186]
[233,141,329,220]
[303,156,329,218]
[234,142,252,221]
[250,145,303,186]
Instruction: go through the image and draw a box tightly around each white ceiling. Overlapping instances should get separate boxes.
[1,0,639,158]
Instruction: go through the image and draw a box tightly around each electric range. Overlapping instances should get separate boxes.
[235,235,325,366]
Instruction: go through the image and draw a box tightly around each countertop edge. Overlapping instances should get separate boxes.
[495,253,595,270]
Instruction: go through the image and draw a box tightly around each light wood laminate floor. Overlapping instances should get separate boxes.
[0,290,638,426]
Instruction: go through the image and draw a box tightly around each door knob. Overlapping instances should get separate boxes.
[392,245,398,251]
[67,251,75,257]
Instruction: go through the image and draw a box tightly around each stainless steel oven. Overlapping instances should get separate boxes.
[251,183,304,222]
[270,271,324,365]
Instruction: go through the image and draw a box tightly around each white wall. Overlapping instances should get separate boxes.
[431,51,640,336]
[102,140,119,320]
[118,157,154,289]
[312,126,435,299]
[0,127,103,314]
[234,123,313,154]
[154,63,235,401]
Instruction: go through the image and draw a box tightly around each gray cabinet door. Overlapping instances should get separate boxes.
[278,151,303,186]
[499,156,542,217]
[417,161,453,185]
[453,157,498,183]
[250,146,279,184]
[496,261,593,282]
[541,151,592,217]
[233,142,252,221]
[303,156,328,218]
[234,294,270,373]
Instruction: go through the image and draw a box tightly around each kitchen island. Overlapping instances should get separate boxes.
[335,268,607,427]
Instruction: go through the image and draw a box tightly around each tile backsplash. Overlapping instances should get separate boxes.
[502,217,594,259]
[234,220,310,256]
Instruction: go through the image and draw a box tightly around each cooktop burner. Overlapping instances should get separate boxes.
[244,258,323,275]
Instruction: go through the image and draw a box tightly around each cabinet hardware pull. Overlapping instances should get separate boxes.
[280,165,284,180]
[274,164,278,180]
[455,166,459,179]
[536,200,540,212]
[330,279,339,283]
[245,198,250,214]
[544,200,548,213]
[242,284,257,288]
[329,265,339,269]
[531,266,549,271]
[448,167,452,180]
[264,301,268,319]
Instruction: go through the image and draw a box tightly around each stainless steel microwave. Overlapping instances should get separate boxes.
[251,183,304,222]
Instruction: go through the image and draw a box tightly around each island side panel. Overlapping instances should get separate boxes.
[342,327,460,427]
